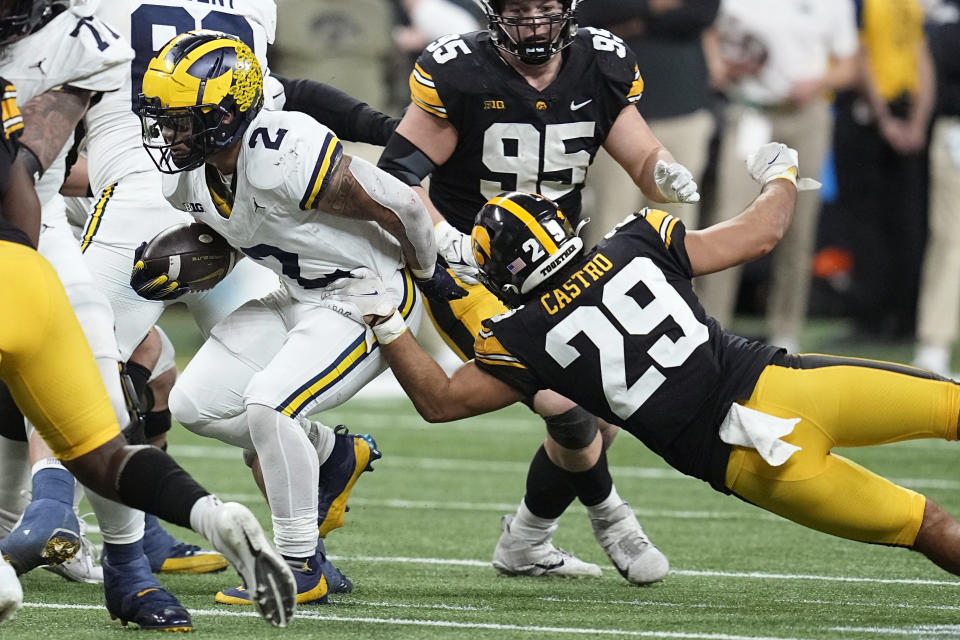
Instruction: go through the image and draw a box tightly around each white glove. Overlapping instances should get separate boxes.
[321,268,395,322]
[745,142,821,191]
[654,160,700,203]
[434,220,480,285]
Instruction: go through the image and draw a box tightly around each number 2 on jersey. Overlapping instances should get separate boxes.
[544,257,708,420]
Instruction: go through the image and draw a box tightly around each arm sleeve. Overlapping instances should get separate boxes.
[277,76,399,146]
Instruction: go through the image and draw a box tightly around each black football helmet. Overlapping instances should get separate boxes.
[136,30,263,173]
[472,192,584,307]
[0,0,54,46]
[473,0,580,65]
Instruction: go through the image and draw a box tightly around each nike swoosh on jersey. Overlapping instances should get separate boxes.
[570,99,592,111]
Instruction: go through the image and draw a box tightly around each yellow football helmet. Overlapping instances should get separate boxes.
[136,30,263,173]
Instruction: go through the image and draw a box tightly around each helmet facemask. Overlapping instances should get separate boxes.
[477,0,578,66]
[136,30,263,174]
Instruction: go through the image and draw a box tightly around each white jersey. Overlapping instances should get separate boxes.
[0,0,133,205]
[162,109,405,301]
[85,0,277,194]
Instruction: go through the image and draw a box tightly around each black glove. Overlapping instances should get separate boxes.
[130,241,189,301]
[413,261,468,301]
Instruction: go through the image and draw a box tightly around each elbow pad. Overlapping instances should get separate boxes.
[377,133,436,188]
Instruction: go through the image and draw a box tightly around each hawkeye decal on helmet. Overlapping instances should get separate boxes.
[473,0,580,66]
[472,191,584,307]
[136,30,264,173]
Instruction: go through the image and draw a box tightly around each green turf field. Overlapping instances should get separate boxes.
[11,310,960,639]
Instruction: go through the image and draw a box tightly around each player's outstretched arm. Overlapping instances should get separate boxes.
[685,142,801,276]
[367,311,523,422]
[2,160,41,247]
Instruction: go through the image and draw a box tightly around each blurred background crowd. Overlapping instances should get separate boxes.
[270,0,960,375]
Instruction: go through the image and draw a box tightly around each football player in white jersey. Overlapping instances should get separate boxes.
[72,0,401,593]
[0,0,297,630]
[135,29,465,605]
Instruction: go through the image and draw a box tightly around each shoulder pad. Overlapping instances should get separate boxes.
[1,82,23,142]
[410,31,485,118]
[36,11,133,93]
[576,28,644,103]
[244,111,334,192]
[635,208,681,248]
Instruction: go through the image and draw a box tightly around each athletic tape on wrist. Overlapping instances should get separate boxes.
[372,310,408,345]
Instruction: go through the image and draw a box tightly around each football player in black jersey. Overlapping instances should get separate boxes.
[364,141,960,581]
[378,0,700,582]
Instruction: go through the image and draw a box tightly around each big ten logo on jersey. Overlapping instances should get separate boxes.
[183,202,205,213]
[480,121,596,202]
[427,34,472,64]
[130,3,259,110]
[585,27,626,58]
[483,100,506,111]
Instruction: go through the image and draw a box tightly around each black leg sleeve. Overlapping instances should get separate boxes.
[523,445,577,520]
[115,447,210,529]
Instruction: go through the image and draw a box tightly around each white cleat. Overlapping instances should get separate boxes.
[207,502,296,627]
[44,516,102,584]
[492,514,602,578]
[0,555,23,624]
[591,502,669,585]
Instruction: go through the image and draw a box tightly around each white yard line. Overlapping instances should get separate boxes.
[20,603,811,640]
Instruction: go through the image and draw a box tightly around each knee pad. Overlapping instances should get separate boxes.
[167,383,200,428]
[544,406,598,450]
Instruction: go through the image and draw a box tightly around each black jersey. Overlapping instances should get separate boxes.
[0,78,29,247]
[474,210,783,491]
[410,28,643,233]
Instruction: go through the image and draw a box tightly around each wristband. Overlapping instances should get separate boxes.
[372,309,408,345]
[410,264,433,279]
[769,166,798,187]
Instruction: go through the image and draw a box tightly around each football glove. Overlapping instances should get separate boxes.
[654,160,700,204]
[322,268,396,321]
[434,220,480,285]
[745,142,822,191]
[130,241,189,300]
[412,261,468,301]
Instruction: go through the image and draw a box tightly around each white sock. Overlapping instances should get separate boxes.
[300,418,335,465]
[510,500,558,543]
[188,493,223,540]
[585,486,624,522]
[85,491,146,545]
[30,457,65,475]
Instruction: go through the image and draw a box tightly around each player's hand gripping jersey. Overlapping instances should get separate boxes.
[0,0,133,205]
[410,28,643,232]
[473,210,782,490]
[162,110,406,299]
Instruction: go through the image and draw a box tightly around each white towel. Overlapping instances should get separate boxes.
[718,403,801,466]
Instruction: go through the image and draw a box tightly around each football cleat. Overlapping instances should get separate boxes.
[317,538,352,594]
[0,555,22,625]
[102,547,192,632]
[142,513,228,574]
[44,514,102,584]
[206,502,296,627]
[0,498,80,575]
[317,425,381,537]
[216,546,328,606]
[492,514,602,578]
[591,502,669,585]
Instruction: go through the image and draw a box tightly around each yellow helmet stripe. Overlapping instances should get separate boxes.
[488,196,559,254]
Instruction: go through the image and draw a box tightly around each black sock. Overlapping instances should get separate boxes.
[570,449,613,507]
[115,446,210,529]
[522,445,576,519]
[144,409,171,440]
